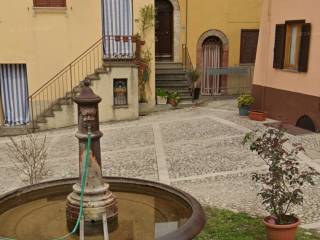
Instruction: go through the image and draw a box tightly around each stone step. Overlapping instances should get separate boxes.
[58,97,72,105]
[65,91,75,99]
[156,62,184,70]
[156,74,187,81]
[36,117,47,124]
[51,104,63,112]
[178,100,194,107]
[180,96,193,101]
[156,69,186,75]
[43,110,55,118]
[86,73,100,81]
[95,67,108,74]
[158,87,191,93]
[156,81,190,88]
[156,79,189,85]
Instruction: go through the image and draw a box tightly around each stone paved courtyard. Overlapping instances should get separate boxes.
[1,99,320,231]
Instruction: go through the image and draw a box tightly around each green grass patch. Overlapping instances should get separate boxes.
[195,207,320,240]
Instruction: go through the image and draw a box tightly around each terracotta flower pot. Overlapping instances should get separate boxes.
[249,111,266,121]
[264,216,300,240]
[168,98,177,107]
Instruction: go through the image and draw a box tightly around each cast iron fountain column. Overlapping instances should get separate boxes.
[66,79,118,234]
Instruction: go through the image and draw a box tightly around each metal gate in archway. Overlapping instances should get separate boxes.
[201,37,222,95]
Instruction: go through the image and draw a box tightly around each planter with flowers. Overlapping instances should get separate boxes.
[156,88,168,105]
[238,94,254,116]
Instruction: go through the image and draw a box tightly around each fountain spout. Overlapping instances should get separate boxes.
[66,79,118,235]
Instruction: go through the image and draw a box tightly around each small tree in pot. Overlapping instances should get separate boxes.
[243,128,319,240]
[238,94,254,116]
[187,69,200,100]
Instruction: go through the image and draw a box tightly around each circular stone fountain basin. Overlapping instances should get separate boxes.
[0,177,205,240]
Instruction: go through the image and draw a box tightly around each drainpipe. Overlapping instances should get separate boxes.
[261,0,272,112]
[186,0,188,47]
[101,0,105,38]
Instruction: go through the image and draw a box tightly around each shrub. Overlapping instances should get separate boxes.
[6,134,49,185]
[242,128,319,224]
[238,94,254,107]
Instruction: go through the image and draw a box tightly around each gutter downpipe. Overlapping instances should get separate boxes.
[262,0,272,112]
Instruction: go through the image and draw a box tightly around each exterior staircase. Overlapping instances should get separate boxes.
[155,62,193,104]
[27,35,141,132]
[34,67,108,131]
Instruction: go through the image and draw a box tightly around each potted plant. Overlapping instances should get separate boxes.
[156,88,168,105]
[167,91,181,107]
[237,94,254,116]
[242,128,318,240]
[187,69,200,100]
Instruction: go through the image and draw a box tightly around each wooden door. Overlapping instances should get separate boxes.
[155,0,173,61]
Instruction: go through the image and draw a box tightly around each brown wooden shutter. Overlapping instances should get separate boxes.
[298,23,311,72]
[240,29,259,64]
[34,0,50,7]
[34,0,66,7]
[50,0,66,7]
[273,24,286,69]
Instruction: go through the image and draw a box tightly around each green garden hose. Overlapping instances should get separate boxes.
[0,132,92,240]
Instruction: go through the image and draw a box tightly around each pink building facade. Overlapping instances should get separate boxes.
[252,0,320,131]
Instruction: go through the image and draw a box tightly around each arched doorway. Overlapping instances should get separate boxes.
[201,36,223,95]
[296,115,316,132]
[197,30,229,96]
[155,0,173,61]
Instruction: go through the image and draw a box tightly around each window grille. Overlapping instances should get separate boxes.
[113,79,128,106]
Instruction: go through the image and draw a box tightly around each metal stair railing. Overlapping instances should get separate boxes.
[182,44,194,72]
[28,35,141,130]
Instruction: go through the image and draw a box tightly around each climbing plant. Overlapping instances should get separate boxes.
[138,48,153,102]
[135,4,155,102]
[137,4,155,39]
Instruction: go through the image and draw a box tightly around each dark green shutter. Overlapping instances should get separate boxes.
[273,24,286,69]
[298,23,311,72]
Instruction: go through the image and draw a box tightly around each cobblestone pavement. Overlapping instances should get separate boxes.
[1,99,320,231]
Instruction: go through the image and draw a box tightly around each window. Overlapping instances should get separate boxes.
[33,0,66,7]
[273,20,311,72]
[0,64,30,126]
[240,29,259,64]
[113,79,128,106]
[284,22,302,69]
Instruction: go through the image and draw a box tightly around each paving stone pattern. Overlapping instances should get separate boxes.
[0,99,320,231]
